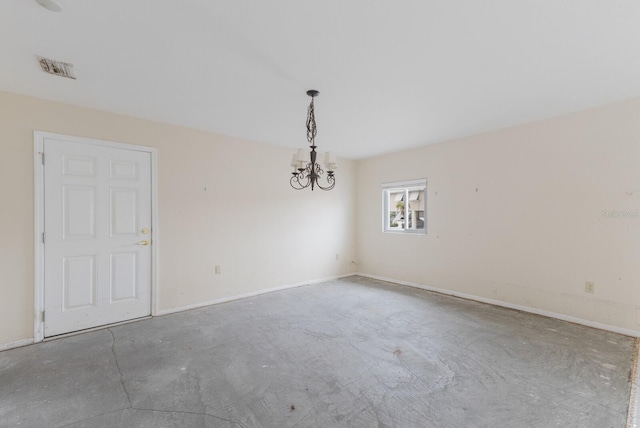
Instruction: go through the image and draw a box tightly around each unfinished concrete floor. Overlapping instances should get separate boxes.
[0,276,636,427]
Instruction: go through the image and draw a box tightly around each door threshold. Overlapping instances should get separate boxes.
[43,315,152,342]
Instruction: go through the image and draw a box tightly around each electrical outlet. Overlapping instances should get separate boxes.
[215,265,221,275]
[335,253,340,261]
[584,282,594,293]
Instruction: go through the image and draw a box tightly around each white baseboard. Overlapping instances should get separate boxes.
[627,340,640,428]
[156,273,354,316]
[356,272,640,338]
[0,338,34,352]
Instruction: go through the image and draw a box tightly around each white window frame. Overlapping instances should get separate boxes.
[382,179,427,235]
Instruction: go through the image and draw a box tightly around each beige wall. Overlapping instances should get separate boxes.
[2,90,639,347]
[0,91,357,346]
[357,97,640,332]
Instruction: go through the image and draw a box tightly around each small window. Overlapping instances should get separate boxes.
[382,179,427,234]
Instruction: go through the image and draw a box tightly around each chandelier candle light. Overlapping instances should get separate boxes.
[290,90,336,191]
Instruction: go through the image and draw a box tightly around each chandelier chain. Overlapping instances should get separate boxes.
[306,97,317,144]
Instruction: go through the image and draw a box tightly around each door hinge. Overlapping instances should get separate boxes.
[41,153,45,165]
[42,232,45,244]
[42,311,45,322]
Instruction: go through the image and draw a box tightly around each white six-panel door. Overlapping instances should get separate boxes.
[43,138,152,337]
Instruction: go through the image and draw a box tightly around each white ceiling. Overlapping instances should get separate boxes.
[2,1,640,159]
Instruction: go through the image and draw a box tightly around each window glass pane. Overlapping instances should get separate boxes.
[388,190,405,229]
[407,189,425,230]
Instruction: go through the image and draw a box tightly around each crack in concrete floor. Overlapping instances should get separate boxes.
[108,328,132,408]
[102,327,246,428]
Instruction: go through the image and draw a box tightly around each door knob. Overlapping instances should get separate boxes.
[137,240,150,246]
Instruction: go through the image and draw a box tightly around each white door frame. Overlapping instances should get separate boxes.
[33,131,159,342]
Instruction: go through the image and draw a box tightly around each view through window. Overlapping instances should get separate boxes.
[383,179,427,234]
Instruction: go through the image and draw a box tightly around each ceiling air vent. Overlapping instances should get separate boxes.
[37,56,76,80]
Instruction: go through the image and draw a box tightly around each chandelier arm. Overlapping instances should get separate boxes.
[309,163,335,191]
[290,165,313,190]
[290,174,309,190]
[314,174,335,191]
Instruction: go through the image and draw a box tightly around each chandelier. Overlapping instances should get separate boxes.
[290,90,336,191]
